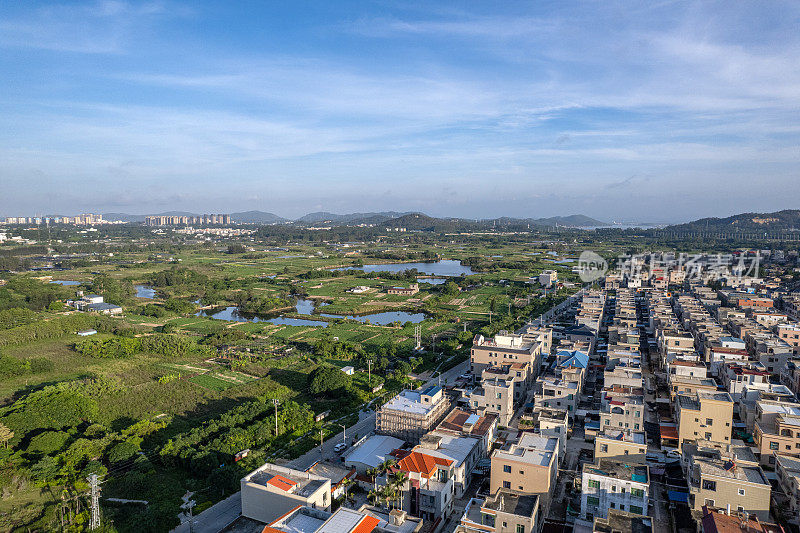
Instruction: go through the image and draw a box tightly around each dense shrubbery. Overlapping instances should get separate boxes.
[0,354,54,377]
[150,267,208,288]
[0,307,39,329]
[75,334,212,359]
[160,398,314,474]
[0,314,116,347]
[308,365,351,396]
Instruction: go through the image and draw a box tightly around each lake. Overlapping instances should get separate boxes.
[197,306,329,327]
[319,310,427,325]
[50,280,81,286]
[135,285,156,299]
[335,259,474,276]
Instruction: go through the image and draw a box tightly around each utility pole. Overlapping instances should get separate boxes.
[320,428,324,458]
[272,399,280,436]
[181,491,196,533]
[339,424,346,445]
[88,474,101,530]
[367,359,372,386]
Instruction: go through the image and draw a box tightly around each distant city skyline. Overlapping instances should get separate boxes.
[1,1,798,222]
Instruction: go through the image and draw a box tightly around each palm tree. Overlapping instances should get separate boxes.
[366,467,379,491]
[367,488,380,506]
[340,476,355,503]
[389,471,407,510]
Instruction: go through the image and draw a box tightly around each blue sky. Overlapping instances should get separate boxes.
[1,1,799,222]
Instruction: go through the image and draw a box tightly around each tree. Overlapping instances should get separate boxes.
[0,423,13,448]
[307,366,351,396]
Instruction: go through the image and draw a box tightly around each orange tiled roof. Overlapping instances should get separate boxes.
[397,451,453,477]
[266,474,297,492]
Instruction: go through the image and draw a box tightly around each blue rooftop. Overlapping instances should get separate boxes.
[557,350,589,369]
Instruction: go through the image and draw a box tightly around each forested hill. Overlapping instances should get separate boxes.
[666,209,800,233]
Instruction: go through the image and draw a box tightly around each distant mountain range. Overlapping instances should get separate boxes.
[665,209,800,233]
[102,210,610,228]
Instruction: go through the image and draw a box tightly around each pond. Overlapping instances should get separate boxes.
[50,280,81,286]
[135,285,156,299]
[319,310,428,325]
[294,298,329,315]
[334,259,474,276]
[197,306,329,327]
[417,277,446,285]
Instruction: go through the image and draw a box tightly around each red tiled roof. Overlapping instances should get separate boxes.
[352,515,381,533]
[397,451,453,477]
[266,474,297,492]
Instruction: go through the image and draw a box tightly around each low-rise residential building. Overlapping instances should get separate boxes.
[687,455,771,520]
[604,360,643,389]
[534,376,578,416]
[395,450,456,523]
[377,385,452,443]
[435,409,498,457]
[240,462,331,524]
[457,490,539,533]
[721,363,771,400]
[699,505,784,533]
[778,323,800,354]
[414,433,480,499]
[471,331,544,377]
[676,391,734,448]
[579,460,649,523]
[466,377,515,426]
[669,375,720,401]
[753,401,800,465]
[775,454,800,520]
[520,407,569,454]
[594,430,647,464]
[490,434,558,512]
[600,394,645,435]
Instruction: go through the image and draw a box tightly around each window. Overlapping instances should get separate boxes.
[516,526,525,533]
[630,505,644,515]
[503,481,511,489]
[619,505,625,511]
[738,489,745,496]
[631,488,645,499]
[588,480,600,489]
[706,418,713,426]
[702,480,717,491]
[770,441,780,450]
[504,465,511,473]
[611,485,617,493]
[610,502,616,509]
[601,444,608,452]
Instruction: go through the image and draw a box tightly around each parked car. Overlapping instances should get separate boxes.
[334,442,348,453]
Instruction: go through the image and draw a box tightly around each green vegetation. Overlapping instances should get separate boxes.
[0,225,601,531]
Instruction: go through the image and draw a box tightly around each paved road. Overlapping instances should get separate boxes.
[172,359,470,533]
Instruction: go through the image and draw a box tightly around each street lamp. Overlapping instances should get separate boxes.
[339,424,346,445]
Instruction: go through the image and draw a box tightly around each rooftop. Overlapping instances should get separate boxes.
[243,463,329,499]
[693,457,768,485]
[380,388,444,416]
[597,429,646,445]
[483,490,538,517]
[436,408,497,437]
[594,510,653,533]
[344,435,405,470]
[583,459,649,483]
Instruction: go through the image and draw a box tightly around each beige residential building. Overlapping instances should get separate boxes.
[687,455,771,520]
[594,430,647,464]
[669,375,719,401]
[676,391,734,448]
[600,395,645,435]
[490,434,558,513]
[593,510,653,533]
[240,462,331,524]
[471,331,545,376]
[377,385,452,443]
[534,376,579,416]
[775,453,800,519]
[436,409,498,457]
[753,401,800,466]
[467,377,515,426]
[457,490,539,533]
